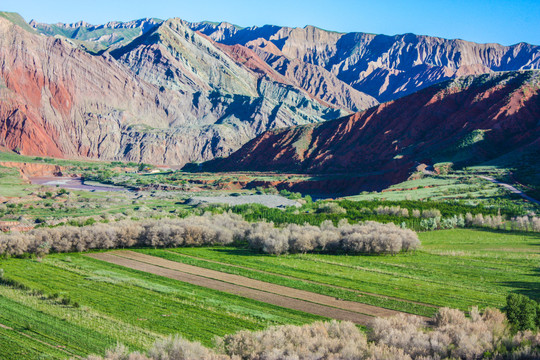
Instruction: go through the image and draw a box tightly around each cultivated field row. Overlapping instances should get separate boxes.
[88,251,416,325]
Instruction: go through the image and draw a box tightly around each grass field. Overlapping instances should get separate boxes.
[346,174,507,202]
[0,254,323,359]
[136,229,540,313]
[0,166,33,197]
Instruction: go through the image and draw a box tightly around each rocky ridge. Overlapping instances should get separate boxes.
[191,22,540,102]
[29,17,163,51]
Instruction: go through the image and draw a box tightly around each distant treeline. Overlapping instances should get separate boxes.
[221,200,538,232]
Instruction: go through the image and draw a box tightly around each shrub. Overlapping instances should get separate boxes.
[420,217,439,231]
[375,205,409,217]
[506,294,539,331]
[219,321,366,359]
[511,216,540,232]
[0,214,420,257]
[316,202,346,214]
[247,220,420,255]
[422,209,442,219]
[85,308,540,360]
[149,336,224,360]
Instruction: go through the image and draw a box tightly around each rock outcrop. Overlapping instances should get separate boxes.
[201,71,540,195]
[0,162,64,179]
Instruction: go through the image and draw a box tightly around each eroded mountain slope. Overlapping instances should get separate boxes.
[202,71,540,194]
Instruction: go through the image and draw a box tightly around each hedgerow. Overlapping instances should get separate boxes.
[0,213,419,257]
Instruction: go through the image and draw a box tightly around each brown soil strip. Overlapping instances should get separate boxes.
[0,321,81,359]
[167,250,437,308]
[115,250,401,317]
[88,251,413,325]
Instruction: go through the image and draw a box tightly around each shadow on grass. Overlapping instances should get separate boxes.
[500,267,540,302]
[206,246,408,258]
[210,247,268,257]
[500,282,540,302]
[466,227,540,240]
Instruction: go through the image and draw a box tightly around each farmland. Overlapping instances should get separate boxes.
[0,253,323,359]
[0,151,538,359]
[138,228,539,312]
[0,150,536,234]
[0,228,538,358]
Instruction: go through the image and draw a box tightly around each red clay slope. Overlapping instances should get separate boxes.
[0,16,189,161]
[202,70,540,194]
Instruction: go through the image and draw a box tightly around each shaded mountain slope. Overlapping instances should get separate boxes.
[201,71,540,194]
[108,18,344,141]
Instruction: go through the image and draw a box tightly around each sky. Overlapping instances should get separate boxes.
[2,0,540,46]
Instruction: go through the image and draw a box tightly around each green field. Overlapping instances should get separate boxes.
[0,228,538,358]
[346,174,507,202]
[136,228,540,313]
[0,254,323,359]
[0,150,537,359]
[0,166,33,197]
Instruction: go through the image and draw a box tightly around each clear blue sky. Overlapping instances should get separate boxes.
[3,0,539,45]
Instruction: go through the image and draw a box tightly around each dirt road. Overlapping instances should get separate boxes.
[88,251,418,326]
[479,176,540,205]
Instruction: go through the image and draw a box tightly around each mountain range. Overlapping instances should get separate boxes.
[1,13,343,165]
[201,70,540,194]
[0,11,539,188]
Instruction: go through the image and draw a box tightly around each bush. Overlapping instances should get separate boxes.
[422,209,442,218]
[511,216,540,232]
[375,205,409,217]
[247,220,420,255]
[219,321,366,359]
[85,308,540,360]
[316,202,346,214]
[0,213,420,257]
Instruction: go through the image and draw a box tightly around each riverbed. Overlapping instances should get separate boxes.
[29,177,128,192]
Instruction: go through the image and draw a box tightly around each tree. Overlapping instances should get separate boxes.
[506,293,538,331]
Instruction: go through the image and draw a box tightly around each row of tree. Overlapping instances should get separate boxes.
[0,213,419,257]
[247,219,419,255]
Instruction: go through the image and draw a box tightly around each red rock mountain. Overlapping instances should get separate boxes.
[191,23,540,103]
[4,12,540,169]
[202,71,540,194]
[0,16,184,159]
[0,14,344,165]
